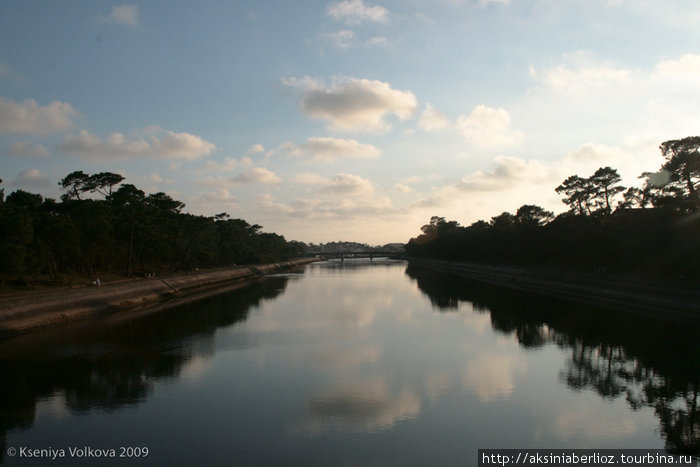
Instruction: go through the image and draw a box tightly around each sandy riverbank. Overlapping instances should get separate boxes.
[0,258,316,339]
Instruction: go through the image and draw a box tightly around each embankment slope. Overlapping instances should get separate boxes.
[0,259,316,338]
[408,258,700,323]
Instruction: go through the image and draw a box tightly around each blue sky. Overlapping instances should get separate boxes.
[2,0,700,244]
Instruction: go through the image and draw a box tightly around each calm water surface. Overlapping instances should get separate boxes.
[1,260,698,465]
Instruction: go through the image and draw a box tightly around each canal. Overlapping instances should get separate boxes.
[0,259,697,465]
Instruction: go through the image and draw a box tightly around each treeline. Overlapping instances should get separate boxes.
[406,136,700,280]
[0,171,304,286]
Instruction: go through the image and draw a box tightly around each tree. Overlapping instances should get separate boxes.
[659,136,700,211]
[515,204,554,226]
[555,175,594,215]
[112,184,146,276]
[145,192,184,214]
[590,166,625,213]
[59,171,90,201]
[0,191,37,283]
[86,172,125,199]
[618,187,648,209]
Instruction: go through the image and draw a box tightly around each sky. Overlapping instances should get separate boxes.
[1,0,700,245]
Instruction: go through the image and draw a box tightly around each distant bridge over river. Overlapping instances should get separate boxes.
[305,250,404,261]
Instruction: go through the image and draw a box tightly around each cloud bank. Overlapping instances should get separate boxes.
[284,77,417,132]
[0,97,77,135]
[56,127,215,160]
[326,0,389,25]
[283,137,381,161]
[6,141,50,157]
[456,105,523,148]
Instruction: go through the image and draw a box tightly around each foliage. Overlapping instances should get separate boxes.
[0,173,302,286]
[406,137,700,280]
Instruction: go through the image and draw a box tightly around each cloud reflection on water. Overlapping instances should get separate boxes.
[300,377,421,434]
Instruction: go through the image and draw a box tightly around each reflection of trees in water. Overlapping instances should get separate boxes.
[0,277,289,462]
[405,264,700,455]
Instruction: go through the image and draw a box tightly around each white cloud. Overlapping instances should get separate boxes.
[293,172,330,185]
[319,173,375,195]
[323,30,355,49]
[649,53,700,98]
[56,127,215,160]
[400,175,428,184]
[231,167,282,185]
[524,53,700,155]
[0,98,77,135]
[535,60,632,98]
[418,103,452,131]
[295,194,393,218]
[148,173,163,184]
[10,169,50,189]
[285,77,417,132]
[186,189,238,215]
[366,36,389,47]
[563,143,624,165]
[292,171,377,196]
[248,190,395,222]
[393,183,413,193]
[248,143,265,153]
[100,5,139,27]
[283,136,381,161]
[479,0,510,5]
[326,0,389,25]
[456,105,523,147]
[653,53,700,79]
[456,155,553,192]
[6,141,50,157]
[255,193,295,214]
[203,156,253,172]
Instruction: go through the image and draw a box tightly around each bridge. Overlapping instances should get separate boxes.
[304,250,404,261]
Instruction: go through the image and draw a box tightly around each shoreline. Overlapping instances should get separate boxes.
[407,257,700,323]
[0,258,316,339]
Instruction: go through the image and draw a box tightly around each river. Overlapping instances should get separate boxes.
[0,259,697,465]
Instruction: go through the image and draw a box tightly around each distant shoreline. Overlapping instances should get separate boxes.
[0,258,316,339]
[407,257,700,323]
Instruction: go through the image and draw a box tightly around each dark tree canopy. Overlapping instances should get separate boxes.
[1,172,303,287]
[406,138,700,280]
[590,166,625,213]
[59,170,90,201]
[659,136,700,211]
[555,175,593,215]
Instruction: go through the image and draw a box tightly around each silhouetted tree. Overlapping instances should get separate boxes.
[619,186,652,209]
[659,136,700,211]
[515,204,554,226]
[86,172,125,199]
[590,166,625,213]
[112,184,146,276]
[490,212,517,230]
[59,171,90,201]
[556,175,594,215]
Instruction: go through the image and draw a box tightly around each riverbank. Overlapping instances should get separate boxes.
[0,258,316,339]
[407,257,700,323]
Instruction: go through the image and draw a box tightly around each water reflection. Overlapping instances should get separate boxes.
[1,261,697,465]
[405,264,700,455]
[0,277,289,463]
[304,377,421,433]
